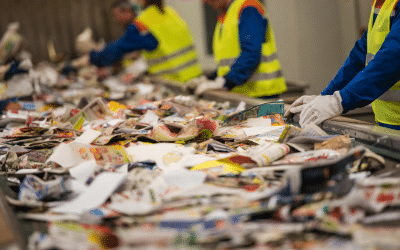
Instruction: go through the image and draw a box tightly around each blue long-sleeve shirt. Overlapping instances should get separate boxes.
[210,5,268,90]
[321,2,400,117]
[90,23,158,67]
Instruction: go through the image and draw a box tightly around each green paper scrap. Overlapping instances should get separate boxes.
[222,101,284,126]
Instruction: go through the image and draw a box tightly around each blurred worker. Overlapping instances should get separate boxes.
[89,0,202,83]
[0,23,33,114]
[287,0,400,130]
[193,0,287,98]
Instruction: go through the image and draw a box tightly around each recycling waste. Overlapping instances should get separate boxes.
[0,27,398,250]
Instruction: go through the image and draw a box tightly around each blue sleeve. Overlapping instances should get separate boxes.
[4,61,28,81]
[90,24,158,67]
[321,31,368,95]
[339,10,400,113]
[223,7,266,90]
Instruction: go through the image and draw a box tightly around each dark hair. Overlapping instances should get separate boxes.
[111,0,134,12]
[145,0,164,13]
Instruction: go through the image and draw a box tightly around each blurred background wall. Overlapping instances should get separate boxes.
[0,0,121,62]
[0,0,371,95]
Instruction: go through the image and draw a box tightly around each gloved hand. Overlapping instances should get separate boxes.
[194,77,226,97]
[125,57,147,77]
[18,58,33,71]
[299,91,343,128]
[75,28,103,55]
[284,95,317,118]
[185,75,208,93]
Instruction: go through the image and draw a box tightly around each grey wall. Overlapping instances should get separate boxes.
[0,0,123,63]
[266,0,360,95]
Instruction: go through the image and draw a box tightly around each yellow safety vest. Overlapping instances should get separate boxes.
[213,0,287,97]
[368,0,400,125]
[136,6,202,83]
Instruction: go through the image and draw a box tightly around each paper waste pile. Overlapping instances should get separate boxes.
[0,26,398,250]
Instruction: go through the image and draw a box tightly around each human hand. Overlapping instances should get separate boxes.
[194,77,226,97]
[284,95,317,118]
[299,91,343,128]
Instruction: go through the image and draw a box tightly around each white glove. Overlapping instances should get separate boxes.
[185,75,208,93]
[299,91,343,128]
[75,28,102,55]
[125,57,147,76]
[195,77,226,97]
[19,58,33,71]
[284,95,317,118]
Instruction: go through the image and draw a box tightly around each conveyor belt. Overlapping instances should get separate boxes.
[153,77,400,160]
[291,114,400,160]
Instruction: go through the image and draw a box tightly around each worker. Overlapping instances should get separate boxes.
[0,23,32,114]
[192,0,287,99]
[89,0,202,83]
[287,0,400,130]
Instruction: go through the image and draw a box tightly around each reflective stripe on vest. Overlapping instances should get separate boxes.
[151,58,199,76]
[248,70,283,82]
[366,53,375,64]
[147,45,196,66]
[217,53,279,67]
[374,7,396,16]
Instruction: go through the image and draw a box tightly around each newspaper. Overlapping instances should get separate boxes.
[222,101,285,126]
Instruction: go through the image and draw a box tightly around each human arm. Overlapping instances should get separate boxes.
[90,23,158,67]
[339,11,400,113]
[223,6,266,90]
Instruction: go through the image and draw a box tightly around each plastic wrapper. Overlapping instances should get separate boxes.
[18,175,69,202]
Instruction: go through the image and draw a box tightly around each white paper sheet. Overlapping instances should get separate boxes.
[45,143,85,168]
[109,200,155,216]
[105,119,125,127]
[15,169,39,174]
[135,83,154,95]
[178,154,217,168]
[51,172,126,215]
[241,117,271,127]
[18,212,81,222]
[125,143,196,162]
[243,125,285,137]
[235,101,246,112]
[68,160,98,184]
[74,129,101,144]
[162,169,206,189]
[138,110,159,126]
